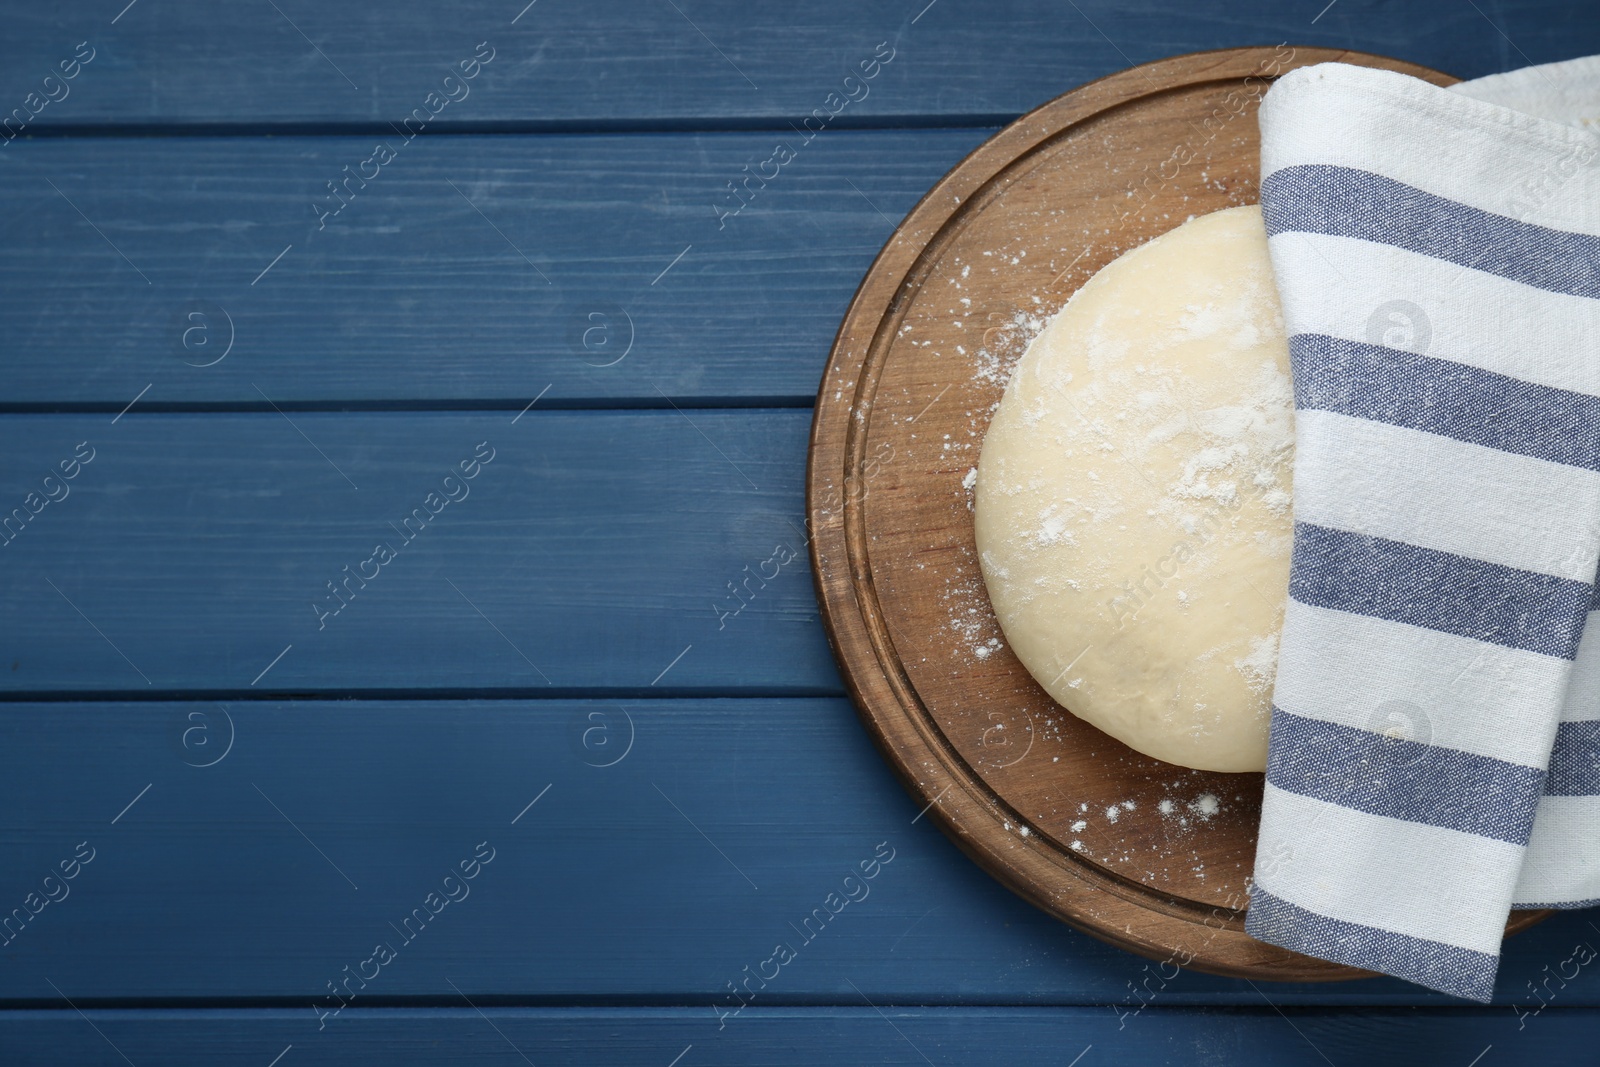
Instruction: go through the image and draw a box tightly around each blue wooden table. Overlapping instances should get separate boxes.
[2,2,1598,1063]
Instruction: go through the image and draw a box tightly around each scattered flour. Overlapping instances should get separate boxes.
[1234,632,1281,694]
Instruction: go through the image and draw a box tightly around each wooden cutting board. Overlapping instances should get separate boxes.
[806,45,1548,980]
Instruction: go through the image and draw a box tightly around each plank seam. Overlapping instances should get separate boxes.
[4,116,1018,138]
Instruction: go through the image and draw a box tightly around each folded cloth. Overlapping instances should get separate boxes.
[1247,55,1600,1001]
[1482,57,1600,914]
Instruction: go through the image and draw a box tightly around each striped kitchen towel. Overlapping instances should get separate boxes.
[1247,55,1600,1001]
[1517,581,1600,910]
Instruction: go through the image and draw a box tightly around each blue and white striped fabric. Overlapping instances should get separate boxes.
[1518,584,1600,910]
[1247,56,1600,1002]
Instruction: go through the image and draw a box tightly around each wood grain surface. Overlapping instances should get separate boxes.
[0,410,836,693]
[808,45,1546,980]
[0,0,1586,126]
[0,697,1592,1005]
[4,2,1600,1060]
[0,131,988,405]
[3,1005,1594,1066]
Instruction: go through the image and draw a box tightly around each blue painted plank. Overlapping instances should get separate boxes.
[0,1006,1595,1066]
[0,129,987,405]
[0,411,837,693]
[0,0,1594,127]
[0,698,1595,1007]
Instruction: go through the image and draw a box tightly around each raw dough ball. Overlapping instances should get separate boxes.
[973,205,1292,773]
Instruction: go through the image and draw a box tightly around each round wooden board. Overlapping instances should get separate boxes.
[806,45,1549,981]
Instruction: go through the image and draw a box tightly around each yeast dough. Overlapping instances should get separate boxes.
[973,205,1293,773]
